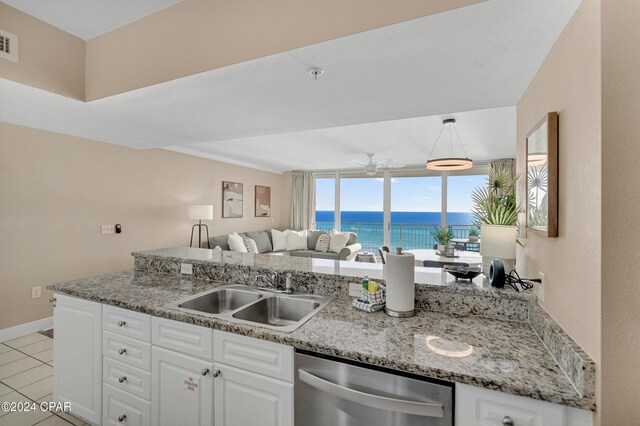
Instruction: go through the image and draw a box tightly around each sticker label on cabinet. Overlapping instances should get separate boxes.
[184,377,199,392]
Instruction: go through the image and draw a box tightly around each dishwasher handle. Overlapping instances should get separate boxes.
[298,369,445,418]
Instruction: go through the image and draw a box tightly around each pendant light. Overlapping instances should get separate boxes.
[426,118,473,171]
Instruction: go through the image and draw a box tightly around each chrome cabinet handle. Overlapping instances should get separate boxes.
[118,376,127,383]
[118,348,127,355]
[212,369,220,378]
[502,416,514,426]
[49,297,56,307]
[117,321,126,327]
[201,368,209,376]
[118,414,126,422]
[298,370,444,418]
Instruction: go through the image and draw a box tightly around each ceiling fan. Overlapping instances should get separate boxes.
[350,153,405,175]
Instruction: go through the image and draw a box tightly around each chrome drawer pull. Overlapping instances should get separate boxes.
[201,368,209,376]
[298,370,444,418]
[117,321,127,327]
[118,376,127,383]
[503,416,514,426]
[212,369,220,378]
[118,348,127,355]
[118,414,126,422]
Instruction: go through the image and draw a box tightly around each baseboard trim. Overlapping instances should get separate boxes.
[0,316,54,343]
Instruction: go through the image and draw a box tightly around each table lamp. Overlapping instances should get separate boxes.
[479,224,517,276]
[188,205,213,248]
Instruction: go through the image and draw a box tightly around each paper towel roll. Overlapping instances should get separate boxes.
[384,252,415,316]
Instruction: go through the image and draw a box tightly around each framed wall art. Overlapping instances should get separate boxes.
[255,185,271,217]
[526,112,558,237]
[222,181,243,218]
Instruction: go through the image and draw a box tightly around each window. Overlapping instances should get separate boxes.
[447,173,486,240]
[339,176,384,253]
[390,176,442,250]
[314,176,335,231]
[313,168,487,252]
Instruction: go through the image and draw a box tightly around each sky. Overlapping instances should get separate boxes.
[315,174,485,212]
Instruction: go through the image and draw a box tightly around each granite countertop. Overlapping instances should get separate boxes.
[48,269,592,410]
[134,247,534,301]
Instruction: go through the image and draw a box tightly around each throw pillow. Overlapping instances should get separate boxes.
[228,232,248,253]
[245,231,273,253]
[286,229,308,251]
[243,237,259,254]
[271,229,287,251]
[307,230,327,250]
[315,233,331,253]
[329,230,350,254]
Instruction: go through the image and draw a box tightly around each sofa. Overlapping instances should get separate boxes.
[207,229,362,261]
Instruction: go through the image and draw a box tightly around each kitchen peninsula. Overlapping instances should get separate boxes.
[48,247,595,426]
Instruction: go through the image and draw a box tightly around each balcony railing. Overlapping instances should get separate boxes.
[315,222,477,254]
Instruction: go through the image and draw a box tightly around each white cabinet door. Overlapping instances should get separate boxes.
[53,294,102,425]
[214,363,293,426]
[152,346,214,426]
[456,383,566,426]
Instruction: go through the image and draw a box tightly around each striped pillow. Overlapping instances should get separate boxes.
[243,237,259,254]
[315,233,331,253]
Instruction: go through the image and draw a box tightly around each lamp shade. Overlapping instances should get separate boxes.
[188,205,213,220]
[479,224,517,259]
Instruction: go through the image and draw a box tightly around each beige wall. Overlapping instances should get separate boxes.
[85,0,484,100]
[0,2,85,100]
[600,0,640,423]
[0,123,291,330]
[516,0,601,361]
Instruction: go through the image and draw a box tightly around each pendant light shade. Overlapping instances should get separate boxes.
[426,119,473,171]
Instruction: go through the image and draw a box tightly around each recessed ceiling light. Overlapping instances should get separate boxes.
[309,68,324,80]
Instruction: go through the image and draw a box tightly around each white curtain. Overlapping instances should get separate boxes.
[290,171,315,230]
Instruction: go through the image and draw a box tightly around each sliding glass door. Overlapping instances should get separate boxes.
[313,168,486,253]
[390,175,442,250]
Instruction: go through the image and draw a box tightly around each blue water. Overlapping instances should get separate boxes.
[315,211,472,225]
[315,211,476,253]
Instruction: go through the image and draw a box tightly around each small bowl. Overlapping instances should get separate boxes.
[444,266,482,282]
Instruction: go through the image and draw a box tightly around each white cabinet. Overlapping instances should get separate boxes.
[214,363,293,426]
[455,383,593,426]
[53,294,102,425]
[152,346,214,426]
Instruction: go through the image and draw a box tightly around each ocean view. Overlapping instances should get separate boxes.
[315,210,475,252]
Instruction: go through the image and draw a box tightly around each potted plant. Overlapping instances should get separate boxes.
[431,225,454,253]
[468,226,479,242]
[471,165,521,276]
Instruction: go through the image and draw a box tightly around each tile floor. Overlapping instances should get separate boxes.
[0,332,88,426]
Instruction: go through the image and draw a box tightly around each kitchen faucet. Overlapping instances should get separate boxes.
[255,269,293,294]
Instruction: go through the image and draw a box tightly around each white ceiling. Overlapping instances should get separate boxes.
[2,0,182,40]
[0,0,581,173]
[168,106,516,173]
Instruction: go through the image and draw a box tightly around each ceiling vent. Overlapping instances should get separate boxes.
[0,29,19,63]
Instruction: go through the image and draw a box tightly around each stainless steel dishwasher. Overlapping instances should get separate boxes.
[295,351,453,426]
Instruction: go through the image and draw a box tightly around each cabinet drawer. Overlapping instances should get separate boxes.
[214,330,293,382]
[455,383,565,425]
[103,357,151,400]
[152,317,213,360]
[103,383,151,426]
[103,331,151,371]
[103,305,151,342]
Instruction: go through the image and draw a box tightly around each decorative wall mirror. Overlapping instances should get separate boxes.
[526,112,558,237]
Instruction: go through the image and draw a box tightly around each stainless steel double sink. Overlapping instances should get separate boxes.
[165,285,333,333]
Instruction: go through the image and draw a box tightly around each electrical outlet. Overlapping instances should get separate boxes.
[101,225,115,234]
[31,286,41,299]
[538,271,545,303]
[180,263,193,275]
[349,283,363,297]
